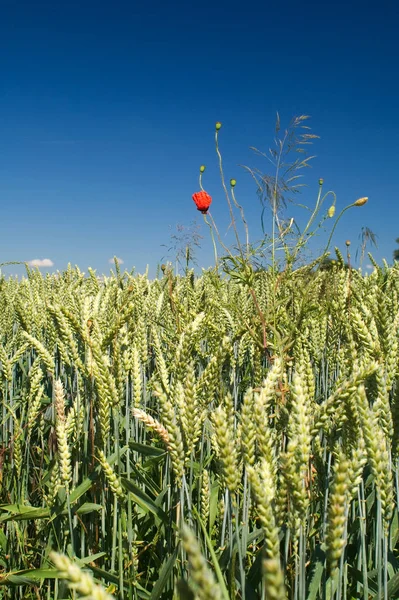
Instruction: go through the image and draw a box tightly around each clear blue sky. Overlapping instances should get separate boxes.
[1,0,398,275]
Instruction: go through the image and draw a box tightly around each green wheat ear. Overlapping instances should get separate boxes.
[50,552,115,599]
[180,524,223,600]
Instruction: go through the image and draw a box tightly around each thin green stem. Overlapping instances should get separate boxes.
[203,214,219,268]
[322,203,358,257]
[215,130,243,258]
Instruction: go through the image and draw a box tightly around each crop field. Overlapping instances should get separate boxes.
[0,256,398,599]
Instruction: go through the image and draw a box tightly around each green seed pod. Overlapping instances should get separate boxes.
[230,179,237,187]
[215,122,222,130]
[319,178,324,186]
[200,165,206,173]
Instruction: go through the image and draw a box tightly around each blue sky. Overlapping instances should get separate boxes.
[1,0,398,276]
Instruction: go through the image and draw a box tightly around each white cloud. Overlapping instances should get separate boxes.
[108,257,124,264]
[28,258,54,268]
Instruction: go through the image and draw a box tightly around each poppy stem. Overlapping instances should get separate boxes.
[203,214,219,269]
[215,130,243,259]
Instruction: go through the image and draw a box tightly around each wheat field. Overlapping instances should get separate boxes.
[0,255,398,599]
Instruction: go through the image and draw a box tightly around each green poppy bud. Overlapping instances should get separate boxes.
[319,178,324,186]
[200,165,206,173]
[230,179,237,187]
[215,122,222,130]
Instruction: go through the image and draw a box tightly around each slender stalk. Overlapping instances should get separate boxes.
[322,200,367,257]
[215,129,243,258]
[203,214,219,268]
[357,482,369,600]
[231,187,249,255]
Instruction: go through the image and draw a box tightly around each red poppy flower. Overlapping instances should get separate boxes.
[192,191,212,214]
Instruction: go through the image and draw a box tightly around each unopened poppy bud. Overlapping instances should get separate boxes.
[200,165,206,173]
[215,122,222,130]
[345,240,351,246]
[319,178,324,186]
[230,179,237,187]
[328,205,335,218]
[354,197,368,206]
